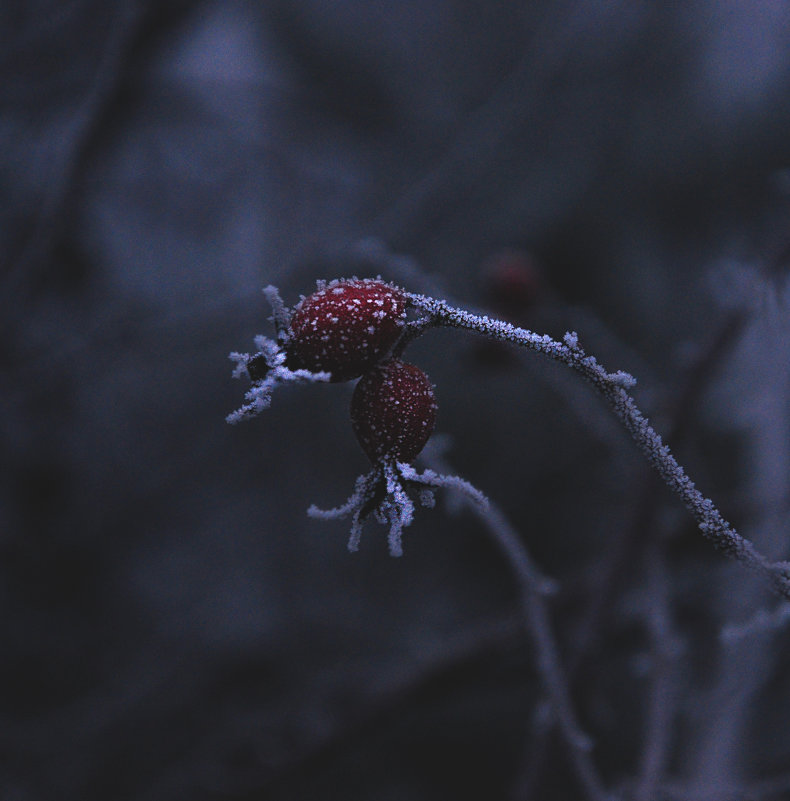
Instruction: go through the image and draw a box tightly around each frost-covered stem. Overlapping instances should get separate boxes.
[406,292,790,601]
[391,317,438,358]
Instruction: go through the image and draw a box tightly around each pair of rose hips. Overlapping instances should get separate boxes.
[285,278,436,464]
[230,275,487,554]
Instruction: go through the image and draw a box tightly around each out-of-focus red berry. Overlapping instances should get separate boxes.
[286,278,407,381]
[483,249,542,314]
[351,359,437,463]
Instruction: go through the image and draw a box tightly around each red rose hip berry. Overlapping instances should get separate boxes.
[287,278,407,382]
[351,359,437,463]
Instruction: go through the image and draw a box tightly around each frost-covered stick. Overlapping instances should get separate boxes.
[406,292,790,601]
[425,452,612,801]
[567,310,749,677]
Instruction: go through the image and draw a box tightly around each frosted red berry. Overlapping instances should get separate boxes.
[351,359,437,463]
[286,278,407,382]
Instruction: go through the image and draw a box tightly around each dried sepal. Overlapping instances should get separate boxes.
[226,335,330,423]
[226,287,330,423]
[308,459,488,557]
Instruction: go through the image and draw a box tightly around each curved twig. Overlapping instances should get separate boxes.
[405,292,790,601]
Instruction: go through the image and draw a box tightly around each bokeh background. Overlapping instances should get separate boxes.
[4,2,790,799]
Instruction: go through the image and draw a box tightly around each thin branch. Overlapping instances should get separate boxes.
[406,292,790,601]
[634,545,682,801]
[477,501,613,801]
[391,317,439,358]
[425,449,614,801]
[720,601,790,645]
[568,309,749,675]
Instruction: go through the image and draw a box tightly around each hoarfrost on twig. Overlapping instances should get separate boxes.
[405,291,790,601]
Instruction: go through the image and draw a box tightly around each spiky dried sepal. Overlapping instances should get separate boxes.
[308,460,488,557]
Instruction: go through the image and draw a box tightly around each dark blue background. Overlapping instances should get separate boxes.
[3,2,790,799]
